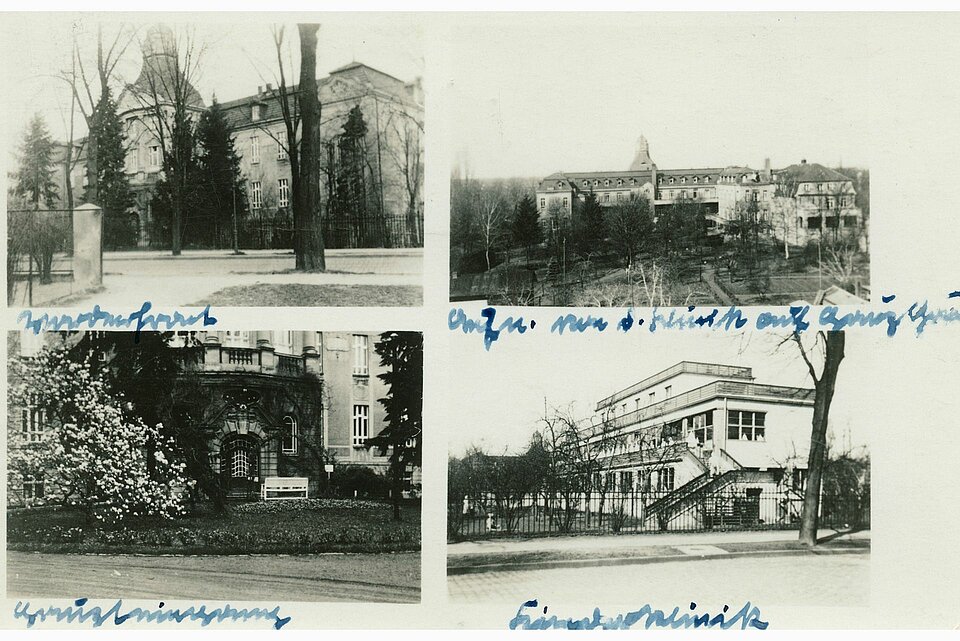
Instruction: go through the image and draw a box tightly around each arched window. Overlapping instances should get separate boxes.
[282,416,299,454]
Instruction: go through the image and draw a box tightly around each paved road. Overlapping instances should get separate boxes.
[450,551,869,607]
[13,249,423,308]
[8,551,420,603]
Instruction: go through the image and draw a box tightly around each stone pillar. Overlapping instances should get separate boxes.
[72,203,103,289]
[204,333,222,367]
[303,331,322,375]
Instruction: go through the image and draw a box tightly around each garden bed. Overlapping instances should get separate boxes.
[8,500,420,555]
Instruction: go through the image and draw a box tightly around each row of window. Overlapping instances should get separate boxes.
[249,178,290,210]
[125,145,163,173]
[600,467,676,492]
[220,332,370,375]
[248,135,288,164]
[658,175,714,185]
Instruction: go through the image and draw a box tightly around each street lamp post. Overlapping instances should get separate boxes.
[232,182,240,255]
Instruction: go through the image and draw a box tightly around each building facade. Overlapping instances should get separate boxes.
[585,361,815,528]
[535,137,863,246]
[7,330,417,506]
[52,24,423,251]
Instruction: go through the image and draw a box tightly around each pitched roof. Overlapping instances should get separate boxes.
[779,162,851,183]
[218,62,418,131]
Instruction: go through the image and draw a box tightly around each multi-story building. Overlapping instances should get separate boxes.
[585,361,815,528]
[535,137,863,246]
[7,330,419,505]
[50,24,423,250]
[771,161,864,247]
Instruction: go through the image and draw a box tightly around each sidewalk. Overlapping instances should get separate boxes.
[448,528,870,575]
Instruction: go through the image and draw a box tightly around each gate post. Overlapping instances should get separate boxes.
[72,203,103,290]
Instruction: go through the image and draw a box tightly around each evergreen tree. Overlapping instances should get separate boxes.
[14,114,66,284]
[88,91,136,248]
[511,194,543,260]
[572,192,605,257]
[196,99,246,249]
[149,116,201,251]
[365,331,423,521]
[331,106,375,246]
[14,114,60,209]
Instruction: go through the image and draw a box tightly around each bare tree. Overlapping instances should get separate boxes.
[290,24,326,270]
[63,24,137,207]
[129,26,206,255]
[383,108,424,246]
[476,183,507,272]
[786,330,846,546]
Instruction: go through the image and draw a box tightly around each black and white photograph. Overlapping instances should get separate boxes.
[5,15,424,308]
[7,329,422,602]
[447,329,870,608]
[449,15,870,307]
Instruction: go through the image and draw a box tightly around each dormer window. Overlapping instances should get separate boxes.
[693,176,699,183]
[594,180,599,186]
[680,177,686,184]
[251,104,261,122]
[604,179,610,187]
[617,179,623,186]
[669,177,675,184]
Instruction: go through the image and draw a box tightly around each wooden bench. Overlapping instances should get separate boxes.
[261,477,309,500]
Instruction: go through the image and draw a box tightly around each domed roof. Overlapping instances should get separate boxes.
[124,23,204,110]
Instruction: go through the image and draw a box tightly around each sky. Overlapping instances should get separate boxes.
[1,13,423,154]
[446,325,880,458]
[448,13,875,179]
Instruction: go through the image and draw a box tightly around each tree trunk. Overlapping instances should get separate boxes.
[294,24,326,271]
[799,331,846,546]
[172,191,183,256]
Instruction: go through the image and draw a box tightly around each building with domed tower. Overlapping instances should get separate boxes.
[535,136,862,244]
[55,23,423,251]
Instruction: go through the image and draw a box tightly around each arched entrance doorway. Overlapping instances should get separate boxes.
[221,433,261,499]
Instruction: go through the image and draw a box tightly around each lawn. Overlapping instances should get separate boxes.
[191,284,423,307]
[8,498,421,555]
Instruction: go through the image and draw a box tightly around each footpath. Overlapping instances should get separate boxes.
[448,528,870,575]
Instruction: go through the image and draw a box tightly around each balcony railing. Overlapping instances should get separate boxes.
[277,354,304,377]
[221,347,260,366]
[596,362,754,411]
[595,380,814,433]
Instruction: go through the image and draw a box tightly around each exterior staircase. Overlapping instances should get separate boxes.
[645,466,772,530]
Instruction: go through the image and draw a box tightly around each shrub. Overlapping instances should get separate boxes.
[331,467,391,499]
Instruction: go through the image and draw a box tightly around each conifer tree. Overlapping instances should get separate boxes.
[196,99,246,249]
[365,331,423,521]
[88,92,136,248]
[14,114,60,209]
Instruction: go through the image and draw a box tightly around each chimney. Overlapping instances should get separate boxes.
[257,85,262,95]
[266,83,273,92]
[801,159,807,165]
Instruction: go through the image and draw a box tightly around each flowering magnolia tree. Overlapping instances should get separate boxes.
[9,345,191,524]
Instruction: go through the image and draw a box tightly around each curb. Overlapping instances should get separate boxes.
[447,543,870,576]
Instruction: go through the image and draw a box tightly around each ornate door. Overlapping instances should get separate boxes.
[222,434,261,498]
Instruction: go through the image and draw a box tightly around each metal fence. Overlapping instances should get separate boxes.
[7,209,74,306]
[448,488,869,541]
[236,211,424,251]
